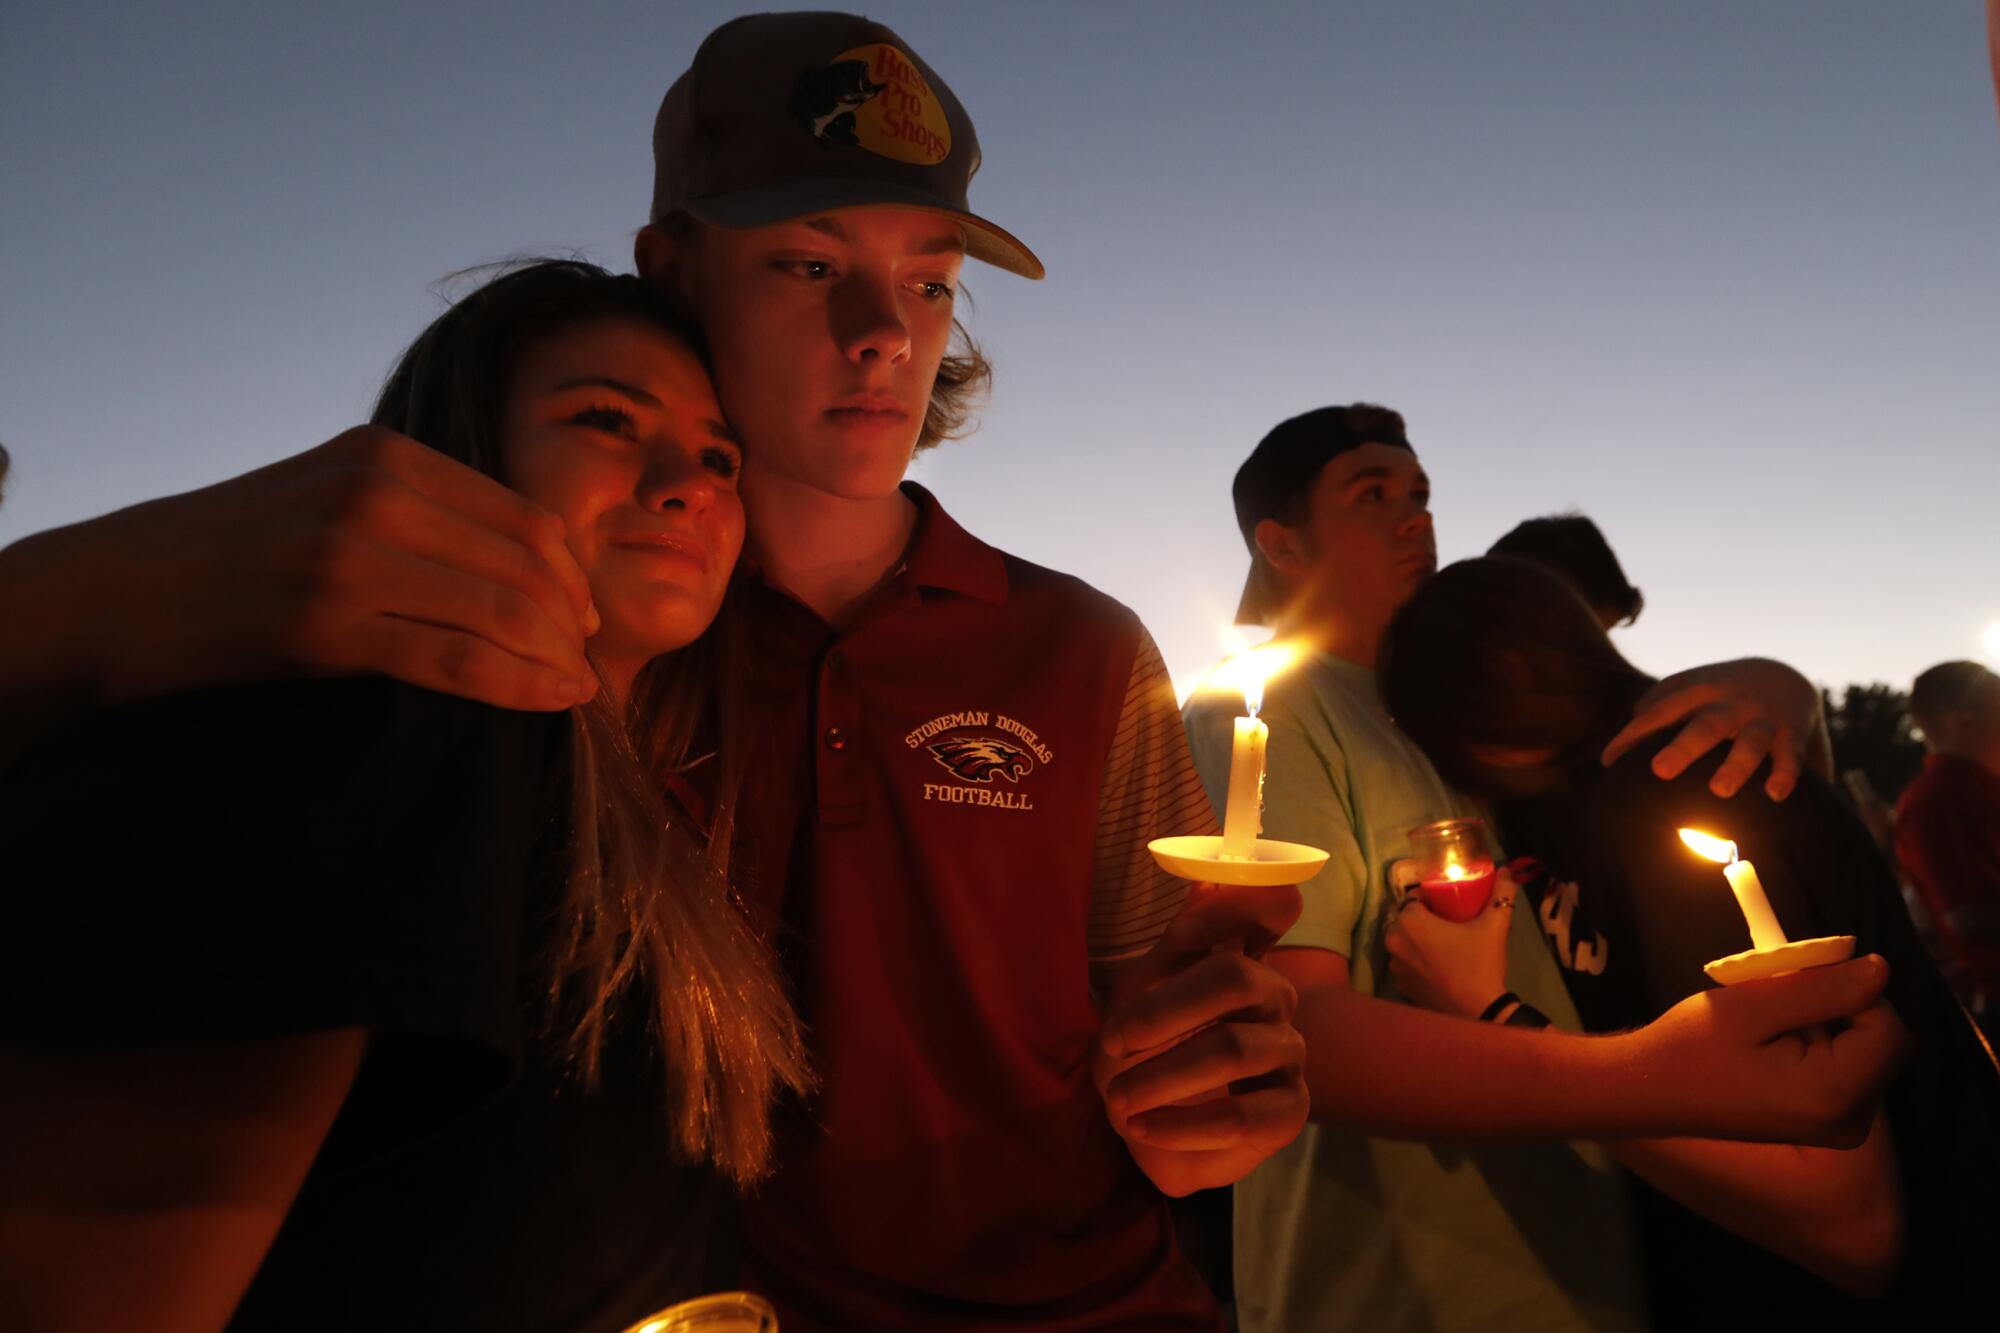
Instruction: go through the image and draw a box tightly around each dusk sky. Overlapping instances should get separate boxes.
[4,1,1996,699]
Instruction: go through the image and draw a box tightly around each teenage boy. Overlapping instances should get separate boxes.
[0,17,1902,1330]
[1182,404,1901,1332]
[625,17,1314,1327]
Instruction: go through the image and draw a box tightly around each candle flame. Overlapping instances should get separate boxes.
[1204,641,1300,718]
[1182,626,1302,716]
[1442,861,1471,881]
[1677,828,1738,865]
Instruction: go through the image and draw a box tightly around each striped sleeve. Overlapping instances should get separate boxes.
[1088,627,1218,961]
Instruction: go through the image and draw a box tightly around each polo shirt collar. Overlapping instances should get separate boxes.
[898,481,1009,605]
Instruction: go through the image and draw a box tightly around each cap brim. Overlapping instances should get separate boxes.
[678,179,1044,280]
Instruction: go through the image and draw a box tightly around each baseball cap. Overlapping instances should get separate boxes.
[650,11,1044,279]
[1232,405,1414,625]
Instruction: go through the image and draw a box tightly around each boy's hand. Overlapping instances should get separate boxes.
[14,427,598,712]
[1626,955,1908,1147]
[1384,873,1516,1018]
[1094,881,1310,1196]
[1602,658,1826,801]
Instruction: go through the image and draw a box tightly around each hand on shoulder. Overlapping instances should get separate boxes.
[3,427,599,718]
[1601,658,1829,802]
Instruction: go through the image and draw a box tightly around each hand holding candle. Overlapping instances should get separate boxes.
[1150,638,1327,886]
[1678,826,1853,984]
[1120,637,1323,1192]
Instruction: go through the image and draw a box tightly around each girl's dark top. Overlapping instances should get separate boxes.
[0,679,727,1332]
[1502,739,2000,1323]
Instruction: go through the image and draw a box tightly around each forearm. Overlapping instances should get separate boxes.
[1300,981,1889,1145]
[0,1031,365,1333]
[6,424,607,754]
[1606,1113,1901,1295]
[1296,984,1669,1140]
[0,522,121,763]
[1,489,283,709]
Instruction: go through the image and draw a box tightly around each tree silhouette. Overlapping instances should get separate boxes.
[1822,682,1928,804]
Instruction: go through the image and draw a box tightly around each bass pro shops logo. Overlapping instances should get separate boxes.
[906,709,1054,813]
[788,44,952,164]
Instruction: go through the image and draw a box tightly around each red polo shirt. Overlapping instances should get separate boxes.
[1896,752,2000,997]
[732,485,1222,1331]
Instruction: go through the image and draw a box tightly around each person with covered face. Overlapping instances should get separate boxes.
[1377,554,2000,1324]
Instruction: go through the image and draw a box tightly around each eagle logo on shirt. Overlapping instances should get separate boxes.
[927,736,1033,784]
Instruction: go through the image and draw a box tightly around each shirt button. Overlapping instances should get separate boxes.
[824,727,848,751]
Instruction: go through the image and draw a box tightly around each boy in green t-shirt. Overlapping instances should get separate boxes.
[1185,403,1889,1332]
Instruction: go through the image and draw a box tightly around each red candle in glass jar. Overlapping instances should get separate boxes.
[1407,817,1499,923]
[1417,859,1497,922]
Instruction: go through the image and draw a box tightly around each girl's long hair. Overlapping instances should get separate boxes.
[371,259,808,1184]
[1379,555,1654,799]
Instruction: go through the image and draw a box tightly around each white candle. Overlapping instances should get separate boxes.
[1202,638,1295,862]
[1678,829,1789,952]
[1220,713,1267,859]
[1724,858,1789,952]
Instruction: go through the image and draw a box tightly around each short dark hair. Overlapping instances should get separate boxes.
[1487,512,1644,626]
[1909,661,1999,741]
[1379,556,1653,798]
[1231,402,1412,624]
[1235,403,1411,535]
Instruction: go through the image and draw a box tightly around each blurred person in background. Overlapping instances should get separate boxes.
[1897,660,2000,1028]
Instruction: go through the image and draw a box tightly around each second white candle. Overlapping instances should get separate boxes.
[1220,713,1267,859]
